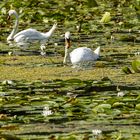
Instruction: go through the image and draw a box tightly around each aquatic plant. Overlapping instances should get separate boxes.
[122,60,140,74]
[131,59,140,73]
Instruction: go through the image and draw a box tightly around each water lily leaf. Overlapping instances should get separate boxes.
[93,103,111,113]
[64,79,82,84]
[122,66,132,74]
[131,60,140,73]
[1,124,19,130]
[87,0,98,7]
[98,104,111,109]
[2,80,16,86]
[112,109,121,116]
[135,104,140,110]
[134,0,140,11]
[100,12,111,23]
[112,102,125,108]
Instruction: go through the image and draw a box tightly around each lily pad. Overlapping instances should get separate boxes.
[135,104,140,110]
[112,102,125,108]
[100,12,111,23]
[93,103,111,113]
[131,60,140,73]
[122,66,133,74]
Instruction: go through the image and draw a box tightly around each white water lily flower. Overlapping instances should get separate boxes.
[40,44,46,51]
[92,129,102,135]
[40,51,46,56]
[117,91,125,97]
[70,7,74,11]
[54,43,58,46]
[8,51,13,56]
[2,80,15,85]
[134,52,140,56]
[66,92,74,96]
[42,106,53,117]
[100,12,111,23]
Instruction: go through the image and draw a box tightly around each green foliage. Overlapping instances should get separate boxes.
[134,0,140,11]
[122,60,140,74]
[132,60,140,73]
[100,12,111,23]
[0,0,134,27]
[0,0,99,24]
[93,103,111,113]
[122,66,132,74]
[135,103,140,110]
[0,79,140,139]
[87,0,98,7]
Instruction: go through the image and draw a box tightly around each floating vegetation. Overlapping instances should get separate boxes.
[122,60,140,74]
[100,12,111,23]
[122,66,133,74]
[132,59,140,73]
[0,79,140,139]
[0,0,140,139]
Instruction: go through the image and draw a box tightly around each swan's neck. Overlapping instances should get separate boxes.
[63,47,69,64]
[63,37,71,64]
[7,14,19,41]
[45,24,57,38]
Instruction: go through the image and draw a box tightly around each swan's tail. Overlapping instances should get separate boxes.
[94,46,100,56]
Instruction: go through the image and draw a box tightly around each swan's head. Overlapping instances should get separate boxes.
[8,10,18,16]
[52,22,57,29]
[65,31,71,48]
[8,10,18,19]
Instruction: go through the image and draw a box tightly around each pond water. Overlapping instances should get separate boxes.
[0,22,140,139]
[0,79,140,139]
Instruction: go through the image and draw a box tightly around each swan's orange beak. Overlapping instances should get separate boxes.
[65,38,71,48]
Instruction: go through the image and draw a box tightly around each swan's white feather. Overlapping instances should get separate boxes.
[63,32,100,67]
[14,28,47,43]
[70,47,100,65]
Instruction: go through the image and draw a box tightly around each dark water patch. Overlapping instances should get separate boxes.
[108,53,135,59]
[0,134,21,140]
[77,84,140,92]
[0,50,9,55]
[0,49,57,56]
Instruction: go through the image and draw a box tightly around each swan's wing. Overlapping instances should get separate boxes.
[14,28,45,42]
[93,46,100,56]
[81,47,99,60]
[14,29,37,38]
[70,47,98,64]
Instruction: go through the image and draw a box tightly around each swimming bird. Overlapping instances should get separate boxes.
[63,31,100,68]
[7,10,57,52]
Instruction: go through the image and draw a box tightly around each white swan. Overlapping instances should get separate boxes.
[63,31,100,68]
[7,10,57,52]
